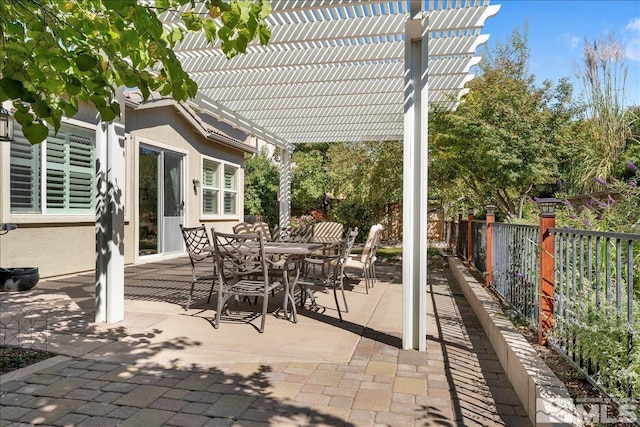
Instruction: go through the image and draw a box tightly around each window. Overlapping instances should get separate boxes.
[201,158,239,216]
[223,165,237,215]
[9,124,95,214]
[10,130,41,212]
[202,159,219,215]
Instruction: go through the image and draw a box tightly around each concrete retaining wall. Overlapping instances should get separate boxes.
[448,256,577,426]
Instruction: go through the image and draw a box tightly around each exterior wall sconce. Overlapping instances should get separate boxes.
[536,198,560,217]
[0,106,15,142]
[192,178,200,194]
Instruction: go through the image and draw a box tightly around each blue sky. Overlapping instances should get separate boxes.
[480,0,640,107]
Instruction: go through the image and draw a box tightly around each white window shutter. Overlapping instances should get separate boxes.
[9,130,41,212]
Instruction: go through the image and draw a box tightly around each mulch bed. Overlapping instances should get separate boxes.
[1,347,58,374]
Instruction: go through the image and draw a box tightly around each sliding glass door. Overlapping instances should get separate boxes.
[138,146,184,257]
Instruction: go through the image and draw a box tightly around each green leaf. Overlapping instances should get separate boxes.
[246,14,258,35]
[3,41,30,55]
[181,11,202,31]
[260,2,272,19]
[23,122,49,144]
[159,83,172,96]
[49,109,62,133]
[168,27,183,45]
[221,2,240,28]
[64,76,83,96]
[104,0,136,13]
[186,78,198,98]
[0,78,27,100]
[235,33,248,53]
[51,57,71,72]
[171,82,185,101]
[63,102,78,118]
[202,20,218,44]
[26,19,45,32]
[32,100,52,118]
[98,103,118,122]
[138,82,151,100]
[109,101,121,118]
[6,21,25,37]
[238,2,250,24]
[76,54,98,72]
[155,0,170,9]
[14,110,33,127]
[258,25,271,46]
[89,94,107,108]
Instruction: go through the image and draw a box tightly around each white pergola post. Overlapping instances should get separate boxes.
[402,4,428,351]
[279,146,292,229]
[95,91,126,324]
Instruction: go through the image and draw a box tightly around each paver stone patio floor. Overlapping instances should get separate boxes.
[0,255,531,426]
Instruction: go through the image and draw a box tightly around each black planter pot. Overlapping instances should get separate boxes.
[0,267,40,291]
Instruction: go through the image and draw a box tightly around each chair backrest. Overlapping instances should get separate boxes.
[253,222,272,241]
[180,224,212,263]
[211,229,268,285]
[312,221,344,239]
[339,227,359,264]
[291,224,313,242]
[233,222,254,234]
[271,225,282,241]
[360,224,383,263]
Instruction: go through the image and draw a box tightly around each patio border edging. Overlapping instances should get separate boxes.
[447,256,576,427]
[0,355,72,385]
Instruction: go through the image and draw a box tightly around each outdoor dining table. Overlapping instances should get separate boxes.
[205,241,325,324]
[263,241,325,323]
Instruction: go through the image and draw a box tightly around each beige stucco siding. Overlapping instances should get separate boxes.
[127,106,247,263]
[0,110,104,279]
[0,224,95,278]
[1,102,251,279]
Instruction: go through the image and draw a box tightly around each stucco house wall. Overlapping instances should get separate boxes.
[1,97,256,278]
[0,104,102,278]
[125,102,253,264]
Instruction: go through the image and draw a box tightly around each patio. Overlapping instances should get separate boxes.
[0,254,531,426]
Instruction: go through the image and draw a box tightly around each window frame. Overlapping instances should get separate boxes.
[200,156,242,220]
[8,120,97,223]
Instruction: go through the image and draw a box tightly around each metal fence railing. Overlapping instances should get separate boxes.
[491,223,540,326]
[445,216,640,408]
[457,219,468,260]
[471,220,486,273]
[550,227,639,402]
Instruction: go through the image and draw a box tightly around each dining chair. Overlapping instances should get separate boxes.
[298,227,358,321]
[291,225,313,242]
[211,229,282,333]
[312,221,344,240]
[344,224,383,293]
[272,224,312,243]
[253,221,273,241]
[233,222,253,234]
[179,224,216,310]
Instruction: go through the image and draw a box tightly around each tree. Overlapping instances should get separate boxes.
[0,0,271,143]
[244,147,279,226]
[291,143,331,215]
[368,140,403,213]
[325,141,378,237]
[290,141,400,240]
[428,25,578,220]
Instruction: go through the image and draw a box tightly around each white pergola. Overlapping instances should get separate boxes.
[96,0,499,351]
